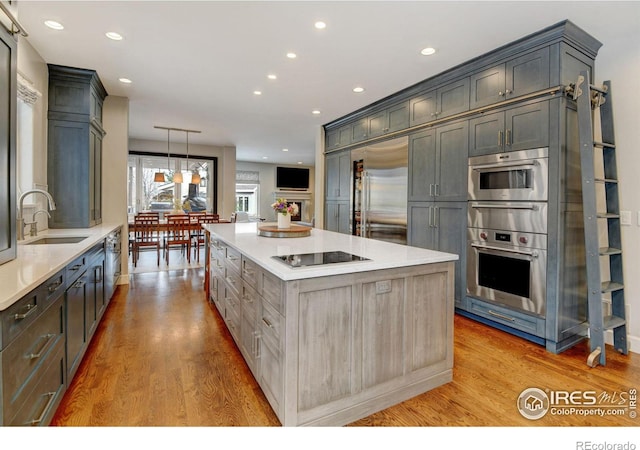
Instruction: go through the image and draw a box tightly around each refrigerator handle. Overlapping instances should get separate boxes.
[362,170,369,238]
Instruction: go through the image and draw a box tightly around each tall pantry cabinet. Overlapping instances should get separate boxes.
[0,19,16,266]
[323,20,603,354]
[47,65,107,229]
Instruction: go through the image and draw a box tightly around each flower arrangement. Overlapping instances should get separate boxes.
[271,198,299,216]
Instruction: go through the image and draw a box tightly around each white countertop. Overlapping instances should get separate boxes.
[0,223,123,311]
[203,222,458,281]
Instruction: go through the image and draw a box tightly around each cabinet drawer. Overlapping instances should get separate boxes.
[210,249,224,273]
[223,265,242,297]
[241,280,259,320]
[241,256,259,289]
[210,238,226,260]
[8,342,66,426]
[224,246,242,274]
[1,269,65,349]
[468,297,544,337]
[224,290,241,341]
[66,253,90,286]
[2,295,65,424]
[261,270,283,314]
[260,299,282,351]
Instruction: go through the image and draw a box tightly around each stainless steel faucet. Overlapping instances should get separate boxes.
[17,189,57,240]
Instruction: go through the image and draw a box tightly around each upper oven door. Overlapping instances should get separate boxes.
[468,148,548,201]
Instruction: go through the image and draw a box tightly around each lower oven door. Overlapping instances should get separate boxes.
[467,238,547,317]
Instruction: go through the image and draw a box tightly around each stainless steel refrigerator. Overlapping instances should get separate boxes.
[352,136,408,245]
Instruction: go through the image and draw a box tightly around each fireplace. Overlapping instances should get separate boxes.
[274,191,312,224]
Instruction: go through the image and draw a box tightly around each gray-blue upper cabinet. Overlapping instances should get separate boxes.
[469,99,549,156]
[351,101,410,144]
[409,78,470,127]
[0,23,16,266]
[470,47,550,109]
[47,65,107,229]
[325,124,351,151]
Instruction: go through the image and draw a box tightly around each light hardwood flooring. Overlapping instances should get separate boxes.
[51,264,640,429]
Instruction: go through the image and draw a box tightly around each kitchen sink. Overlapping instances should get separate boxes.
[23,236,88,245]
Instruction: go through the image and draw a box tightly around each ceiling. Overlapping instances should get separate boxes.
[16,1,640,165]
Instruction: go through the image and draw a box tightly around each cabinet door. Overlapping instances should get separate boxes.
[470,64,506,109]
[90,127,102,224]
[408,129,436,201]
[433,202,467,302]
[369,102,410,138]
[66,273,88,379]
[506,100,549,151]
[324,201,350,234]
[367,110,386,139]
[48,120,91,228]
[0,26,16,265]
[469,111,505,156]
[506,47,550,100]
[407,202,435,249]
[437,77,470,119]
[325,125,351,151]
[435,121,468,202]
[351,117,368,143]
[409,90,437,127]
[325,150,350,201]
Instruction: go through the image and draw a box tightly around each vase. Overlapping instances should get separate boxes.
[277,212,291,229]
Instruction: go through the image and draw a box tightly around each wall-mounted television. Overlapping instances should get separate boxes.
[276,166,310,190]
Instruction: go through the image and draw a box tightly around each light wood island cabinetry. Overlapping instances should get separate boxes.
[205,222,456,426]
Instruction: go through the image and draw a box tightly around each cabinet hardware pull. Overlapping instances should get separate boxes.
[27,392,57,426]
[72,280,85,289]
[498,91,505,96]
[506,129,512,146]
[488,310,516,322]
[70,264,83,271]
[47,280,62,293]
[471,243,538,258]
[14,303,38,321]
[505,89,512,95]
[226,255,238,261]
[27,333,56,360]
[255,333,262,358]
[226,277,236,285]
[262,317,273,328]
[434,184,440,197]
[429,183,434,197]
[498,130,503,147]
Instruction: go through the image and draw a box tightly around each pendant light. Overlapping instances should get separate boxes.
[182,130,191,184]
[188,129,201,184]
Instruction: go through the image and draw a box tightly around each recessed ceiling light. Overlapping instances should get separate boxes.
[119,78,132,84]
[353,86,365,93]
[420,47,436,56]
[106,31,123,41]
[262,156,268,159]
[286,52,297,59]
[297,161,303,164]
[282,148,289,152]
[312,110,321,115]
[44,20,64,30]
[314,21,327,30]
[267,74,277,80]
[253,90,262,95]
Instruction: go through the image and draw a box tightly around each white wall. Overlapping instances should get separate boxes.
[102,96,129,282]
[236,161,316,222]
[128,138,237,221]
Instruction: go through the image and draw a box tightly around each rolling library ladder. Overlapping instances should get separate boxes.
[571,70,628,367]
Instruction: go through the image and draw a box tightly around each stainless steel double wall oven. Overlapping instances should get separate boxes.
[467,148,549,317]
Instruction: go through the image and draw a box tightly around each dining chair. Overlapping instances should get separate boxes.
[164,214,191,264]
[192,214,219,262]
[132,215,161,267]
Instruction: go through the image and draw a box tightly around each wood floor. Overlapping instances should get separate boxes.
[51,266,640,428]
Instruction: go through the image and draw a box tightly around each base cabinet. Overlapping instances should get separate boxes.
[206,233,454,426]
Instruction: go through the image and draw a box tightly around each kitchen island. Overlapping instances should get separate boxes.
[203,222,457,426]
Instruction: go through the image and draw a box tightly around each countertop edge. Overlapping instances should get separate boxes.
[0,223,123,311]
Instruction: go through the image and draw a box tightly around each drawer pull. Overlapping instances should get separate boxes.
[72,280,85,289]
[488,310,516,322]
[70,264,83,271]
[27,391,56,426]
[14,303,38,321]
[226,255,238,261]
[47,280,63,293]
[27,333,56,360]
[225,277,236,285]
[262,317,273,328]
[243,268,255,276]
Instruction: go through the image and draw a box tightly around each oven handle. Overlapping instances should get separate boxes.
[470,203,539,210]
[471,243,539,258]
[470,160,538,171]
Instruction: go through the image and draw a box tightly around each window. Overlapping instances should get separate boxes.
[16,98,34,193]
[127,153,216,216]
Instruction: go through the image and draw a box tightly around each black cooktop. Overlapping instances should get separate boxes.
[272,251,370,268]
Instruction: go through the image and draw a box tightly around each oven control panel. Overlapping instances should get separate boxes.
[469,228,546,250]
